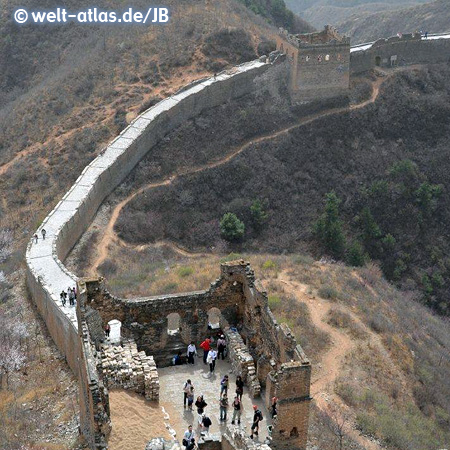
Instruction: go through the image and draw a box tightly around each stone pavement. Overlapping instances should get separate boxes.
[158,358,272,445]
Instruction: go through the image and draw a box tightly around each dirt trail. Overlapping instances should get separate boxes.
[90,75,388,275]
[278,271,383,450]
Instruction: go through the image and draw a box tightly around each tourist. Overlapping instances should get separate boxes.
[235,375,244,400]
[207,348,217,373]
[219,393,228,421]
[183,379,193,407]
[41,228,46,240]
[217,335,227,360]
[33,234,38,244]
[60,291,66,307]
[220,375,229,397]
[250,405,264,439]
[425,31,429,39]
[187,341,197,364]
[271,396,278,418]
[183,425,196,448]
[201,413,212,433]
[68,288,75,306]
[72,286,77,300]
[104,323,111,338]
[195,395,207,425]
[187,385,195,411]
[200,337,212,364]
[173,351,183,366]
[231,395,242,425]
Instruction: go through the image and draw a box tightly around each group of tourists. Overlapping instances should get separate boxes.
[181,373,271,448]
[60,286,77,307]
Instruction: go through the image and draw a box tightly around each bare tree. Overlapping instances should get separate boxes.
[317,406,351,450]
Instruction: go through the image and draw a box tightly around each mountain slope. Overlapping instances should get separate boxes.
[338,0,450,43]
[285,0,427,29]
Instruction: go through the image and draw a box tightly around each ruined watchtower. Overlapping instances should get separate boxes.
[276,25,350,103]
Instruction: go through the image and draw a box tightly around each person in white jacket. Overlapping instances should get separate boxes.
[187,341,197,365]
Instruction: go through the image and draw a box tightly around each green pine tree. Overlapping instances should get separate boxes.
[250,199,268,233]
[220,213,245,242]
[314,191,346,259]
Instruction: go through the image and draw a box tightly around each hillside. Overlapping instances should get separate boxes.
[337,0,450,43]
[102,65,450,316]
[284,0,427,30]
[0,0,289,447]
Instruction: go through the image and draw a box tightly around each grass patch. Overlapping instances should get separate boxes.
[178,266,194,277]
[268,294,281,310]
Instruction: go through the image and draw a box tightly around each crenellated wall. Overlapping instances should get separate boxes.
[350,33,450,74]
[25,58,270,375]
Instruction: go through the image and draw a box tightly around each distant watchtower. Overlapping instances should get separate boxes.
[276,26,351,104]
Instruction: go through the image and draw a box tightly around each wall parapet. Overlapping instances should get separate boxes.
[25,59,270,375]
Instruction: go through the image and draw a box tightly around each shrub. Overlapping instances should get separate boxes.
[268,295,281,310]
[178,266,194,278]
[347,241,366,267]
[250,199,268,233]
[356,413,377,437]
[98,259,118,277]
[262,259,277,270]
[318,285,339,301]
[220,213,245,242]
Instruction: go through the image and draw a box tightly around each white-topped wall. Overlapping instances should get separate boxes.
[25,59,270,372]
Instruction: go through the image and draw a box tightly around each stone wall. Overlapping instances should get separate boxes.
[25,58,270,377]
[224,328,261,398]
[350,33,450,74]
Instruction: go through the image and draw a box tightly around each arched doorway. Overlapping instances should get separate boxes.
[207,307,221,331]
[375,56,381,67]
[167,312,181,335]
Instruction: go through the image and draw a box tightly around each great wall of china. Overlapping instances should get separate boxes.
[24,31,450,450]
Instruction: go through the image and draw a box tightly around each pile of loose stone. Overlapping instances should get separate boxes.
[100,338,159,401]
[224,329,261,397]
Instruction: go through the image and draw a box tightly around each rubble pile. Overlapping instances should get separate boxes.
[100,338,159,401]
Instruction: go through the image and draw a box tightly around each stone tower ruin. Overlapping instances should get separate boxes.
[276,25,350,104]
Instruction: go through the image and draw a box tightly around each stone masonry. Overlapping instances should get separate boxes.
[224,328,261,398]
[100,339,159,401]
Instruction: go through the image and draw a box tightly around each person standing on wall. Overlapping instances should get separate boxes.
[217,335,227,360]
[183,379,193,408]
[187,341,197,364]
[231,395,242,425]
[200,337,212,364]
[219,393,228,421]
[235,375,244,400]
[207,348,217,373]
[60,291,66,307]
[182,425,196,449]
[220,375,229,397]
[41,229,46,240]
[250,405,264,439]
[104,323,111,338]
[195,395,207,426]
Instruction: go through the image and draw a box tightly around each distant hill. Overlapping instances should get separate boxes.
[338,0,450,43]
[285,0,427,29]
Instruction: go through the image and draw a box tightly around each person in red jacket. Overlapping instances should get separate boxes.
[200,337,212,364]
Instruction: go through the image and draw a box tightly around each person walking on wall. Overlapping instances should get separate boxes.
[219,393,228,421]
[195,395,207,426]
[231,395,242,425]
[41,229,46,240]
[217,334,227,360]
[236,375,244,400]
[104,323,111,338]
[187,341,197,365]
[201,413,212,434]
[182,425,196,448]
[200,337,212,364]
[250,405,264,439]
[207,348,217,373]
[187,384,195,411]
[68,288,75,306]
[220,375,229,397]
[60,291,66,307]
[183,379,193,407]
[33,234,38,244]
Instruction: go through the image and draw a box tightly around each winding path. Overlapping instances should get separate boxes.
[278,271,383,450]
[90,75,387,275]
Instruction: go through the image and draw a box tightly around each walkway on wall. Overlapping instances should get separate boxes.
[90,75,387,275]
[350,32,450,54]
